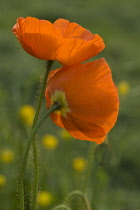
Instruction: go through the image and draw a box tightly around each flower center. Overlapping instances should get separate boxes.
[51,90,70,117]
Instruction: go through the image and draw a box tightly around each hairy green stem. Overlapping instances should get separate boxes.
[19,103,60,210]
[32,60,53,126]
[32,60,53,209]
[64,191,91,210]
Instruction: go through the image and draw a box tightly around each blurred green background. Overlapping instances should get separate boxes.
[0,0,140,209]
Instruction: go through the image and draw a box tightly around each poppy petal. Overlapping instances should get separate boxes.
[54,18,96,40]
[57,36,105,66]
[65,59,119,133]
[46,58,119,135]
[49,112,106,144]
[50,112,65,129]
[12,17,63,60]
[48,111,106,143]
[13,17,105,65]
[54,18,105,65]
[62,113,106,142]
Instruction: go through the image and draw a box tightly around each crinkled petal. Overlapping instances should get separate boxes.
[54,18,105,65]
[46,58,119,135]
[54,18,95,40]
[13,17,105,65]
[48,112,106,143]
[12,17,63,60]
[57,36,105,66]
[61,113,106,143]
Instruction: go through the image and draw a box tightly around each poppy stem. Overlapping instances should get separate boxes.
[31,60,53,210]
[19,60,53,210]
[19,103,61,210]
[32,60,54,126]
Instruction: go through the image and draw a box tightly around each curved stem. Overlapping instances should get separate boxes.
[64,191,91,210]
[32,60,53,209]
[53,205,72,210]
[19,103,60,210]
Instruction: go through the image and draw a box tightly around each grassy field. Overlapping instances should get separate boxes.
[0,0,140,209]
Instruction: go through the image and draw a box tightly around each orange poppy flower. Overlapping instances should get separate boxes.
[45,58,119,144]
[12,17,105,66]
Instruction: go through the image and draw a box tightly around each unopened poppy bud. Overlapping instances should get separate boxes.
[94,143,112,166]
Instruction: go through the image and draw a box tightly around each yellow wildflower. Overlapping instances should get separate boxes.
[42,135,58,150]
[117,81,130,96]
[72,157,86,172]
[19,105,35,126]
[0,149,15,163]
[37,191,52,207]
[0,174,6,187]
